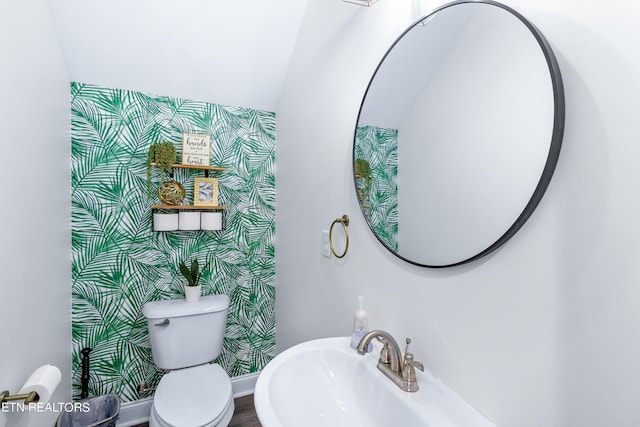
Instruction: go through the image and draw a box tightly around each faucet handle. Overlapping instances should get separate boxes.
[402,352,424,386]
[402,337,424,387]
[404,337,412,355]
[404,353,424,371]
[376,338,391,364]
[403,337,423,369]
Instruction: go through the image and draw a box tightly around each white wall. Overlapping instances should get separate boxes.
[47,0,308,112]
[0,1,71,426]
[276,0,640,426]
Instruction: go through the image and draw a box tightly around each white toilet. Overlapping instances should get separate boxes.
[143,294,234,427]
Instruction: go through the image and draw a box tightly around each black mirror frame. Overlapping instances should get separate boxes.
[352,0,565,268]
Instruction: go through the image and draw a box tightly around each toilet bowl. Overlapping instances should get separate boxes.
[143,295,234,427]
[149,364,234,427]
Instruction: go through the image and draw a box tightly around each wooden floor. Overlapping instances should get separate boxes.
[131,394,261,427]
[228,395,262,427]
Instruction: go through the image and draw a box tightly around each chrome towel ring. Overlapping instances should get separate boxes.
[330,215,350,258]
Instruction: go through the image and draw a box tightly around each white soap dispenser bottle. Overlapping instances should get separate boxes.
[350,295,372,351]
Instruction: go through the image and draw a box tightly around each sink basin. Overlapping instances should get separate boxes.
[254,337,495,427]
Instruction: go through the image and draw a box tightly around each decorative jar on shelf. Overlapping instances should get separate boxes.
[158,180,186,206]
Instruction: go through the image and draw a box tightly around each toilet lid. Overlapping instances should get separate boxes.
[154,363,232,427]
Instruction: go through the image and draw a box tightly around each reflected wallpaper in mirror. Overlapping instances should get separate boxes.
[354,126,398,252]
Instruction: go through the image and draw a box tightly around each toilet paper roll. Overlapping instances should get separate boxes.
[201,211,222,230]
[179,211,201,230]
[18,364,62,404]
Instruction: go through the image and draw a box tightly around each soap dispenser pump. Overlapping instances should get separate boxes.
[350,296,372,351]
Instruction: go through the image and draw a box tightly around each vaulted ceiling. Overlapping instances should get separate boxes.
[47,0,309,112]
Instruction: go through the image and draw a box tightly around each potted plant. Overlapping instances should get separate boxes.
[179,258,210,302]
[146,141,177,198]
[354,158,372,205]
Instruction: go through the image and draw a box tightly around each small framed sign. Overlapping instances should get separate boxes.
[181,133,211,166]
[194,177,219,206]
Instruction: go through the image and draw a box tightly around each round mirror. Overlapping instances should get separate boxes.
[353,0,564,267]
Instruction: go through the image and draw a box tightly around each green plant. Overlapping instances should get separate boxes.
[179,258,210,287]
[354,158,372,203]
[146,141,177,197]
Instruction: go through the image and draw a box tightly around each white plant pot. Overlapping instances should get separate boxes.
[153,213,179,231]
[185,284,201,303]
[178,211,201,230]
[201,211,223,230]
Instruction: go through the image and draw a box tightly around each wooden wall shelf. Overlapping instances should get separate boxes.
[150,163,226,172]
[152,205,226,210]
[150,162,226,231]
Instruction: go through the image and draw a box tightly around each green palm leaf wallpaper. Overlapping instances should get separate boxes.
[71,82,275,402]
[355,126,398,252]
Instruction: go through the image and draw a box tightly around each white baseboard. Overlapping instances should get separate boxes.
[116,397,154,427]
[116,372,259,427]
[230,372,260,397]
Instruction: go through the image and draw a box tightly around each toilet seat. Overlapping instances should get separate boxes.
[152,363,234,427]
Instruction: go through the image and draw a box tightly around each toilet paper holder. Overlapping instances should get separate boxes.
[0,390,39,404]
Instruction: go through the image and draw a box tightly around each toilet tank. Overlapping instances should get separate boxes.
[143,294,229,370]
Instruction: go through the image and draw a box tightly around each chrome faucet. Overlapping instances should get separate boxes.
[356,330,424,392]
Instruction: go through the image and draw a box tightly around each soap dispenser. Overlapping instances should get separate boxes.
[350,295,372,351]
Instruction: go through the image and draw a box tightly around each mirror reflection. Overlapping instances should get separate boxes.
[354,1,564,267]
